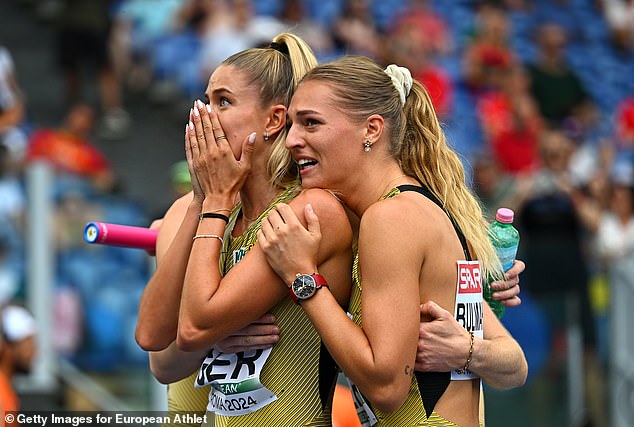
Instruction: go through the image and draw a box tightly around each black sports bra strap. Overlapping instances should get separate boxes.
[396,184,472,261]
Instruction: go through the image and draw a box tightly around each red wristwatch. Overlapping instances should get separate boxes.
[289,273,329,303]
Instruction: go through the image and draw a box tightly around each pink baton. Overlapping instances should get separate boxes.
[84,222,158,255]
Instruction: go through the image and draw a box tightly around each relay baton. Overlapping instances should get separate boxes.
[84,222,158,255]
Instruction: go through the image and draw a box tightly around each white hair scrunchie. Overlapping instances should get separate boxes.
[384,64,413,106]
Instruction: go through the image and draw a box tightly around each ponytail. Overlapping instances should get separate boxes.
[400,82,502,279]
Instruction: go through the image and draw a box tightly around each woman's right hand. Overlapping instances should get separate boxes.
[214,314,280,353]
[185,100,256,209]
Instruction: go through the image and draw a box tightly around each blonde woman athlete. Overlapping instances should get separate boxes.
[259,56,528,426]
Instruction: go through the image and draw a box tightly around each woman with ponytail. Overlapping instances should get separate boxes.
[136,33,354,426]
[259,56,528,426]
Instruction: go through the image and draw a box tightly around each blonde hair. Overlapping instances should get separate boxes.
[223,33,318,189]
[301,56,502,279]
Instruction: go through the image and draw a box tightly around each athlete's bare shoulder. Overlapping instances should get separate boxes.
[164,191,194,221]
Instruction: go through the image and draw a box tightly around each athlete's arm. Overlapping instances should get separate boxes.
[415,300,527,389]
[177,188,353,352]
[149,342,207,384]
[136,192,199,351]
[470,302,528,388]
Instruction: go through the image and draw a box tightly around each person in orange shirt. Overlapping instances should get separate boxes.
[0,305,37,424]
[26,104,116,193]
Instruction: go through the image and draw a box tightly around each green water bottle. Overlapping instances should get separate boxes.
[486,208,520,318]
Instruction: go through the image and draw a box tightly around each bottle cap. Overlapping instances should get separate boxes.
[496,207,514,224]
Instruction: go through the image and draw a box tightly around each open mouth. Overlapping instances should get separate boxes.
[297,158,318,171]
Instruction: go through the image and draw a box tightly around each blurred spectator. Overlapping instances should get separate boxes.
[462,3,517,95]
[603,0,634,53]
[471,150,522,220]
[198,0,285,88]
[386,0,453,59]
[0,305,37,417]
[533,0,583,43]
[592,159,634,422]
[149,0,215,103]
[613,95,634,153]
[596,160,634,261]
[331,0,384,59]
[0,144,25,297]
[152,0,285,101]
[527,22,596,130]
[55,0,130,140]
[568,139,614,232]
[516,129,591,318]
[385,27,454,118]
[0,144,25,234]
[0,46,28,172]
[516,129,598,425]
[476,65,543,175]
[594,159,634,328]
[279,0,336,61]
[110,0,184,92]
[26,104,116,194]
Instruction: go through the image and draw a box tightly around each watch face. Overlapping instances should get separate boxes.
[292,274,316,300]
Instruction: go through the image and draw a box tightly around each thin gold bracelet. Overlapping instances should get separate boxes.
[456,331,475,374]
[192,234,224,244]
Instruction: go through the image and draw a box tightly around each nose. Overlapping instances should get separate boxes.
[285,123,304,150]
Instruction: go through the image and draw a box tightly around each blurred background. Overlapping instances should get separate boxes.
[0,0,633,426]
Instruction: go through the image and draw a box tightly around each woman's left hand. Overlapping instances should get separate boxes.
[258,203,322,285]
[415,301,471,372]
[489,259,525,307]
[186,99,256,208]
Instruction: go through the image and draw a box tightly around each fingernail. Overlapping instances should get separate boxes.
[306,203,314,214]
[193,105,200,117]
[248,132,256,144]
[206,104,212,113]
[197,99,204,109]
[185,124,188,135]
[189,121,194,130]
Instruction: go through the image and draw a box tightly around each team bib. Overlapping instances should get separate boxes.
[195,348,277,416]
[451,260,484,380]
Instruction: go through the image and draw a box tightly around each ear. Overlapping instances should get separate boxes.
[265,104,287,140]
[364,114,384,144]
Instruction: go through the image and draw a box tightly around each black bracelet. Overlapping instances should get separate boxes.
[198,212,229,223]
